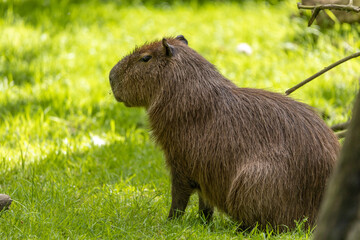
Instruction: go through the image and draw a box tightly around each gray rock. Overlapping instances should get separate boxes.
[0,194,12,211]
[236,43,253,55]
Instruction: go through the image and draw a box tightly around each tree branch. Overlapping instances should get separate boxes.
[297,2,360,26]
[285,52,360,95]
[298,3,360,12]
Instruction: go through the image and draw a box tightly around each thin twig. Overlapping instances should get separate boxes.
[308,7,321,26]
[331,120,351,131]
[335,130,347,139]
[285,52,360,95]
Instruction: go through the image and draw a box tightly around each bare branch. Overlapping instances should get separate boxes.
[298,2,360,12]
[308,7,322,26]
[298,2,360,26]
[285,52,360,95]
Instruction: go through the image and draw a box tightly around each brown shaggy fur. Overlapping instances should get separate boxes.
[109,35,340,229]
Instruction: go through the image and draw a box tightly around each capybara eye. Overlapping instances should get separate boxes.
[141,55,152,62]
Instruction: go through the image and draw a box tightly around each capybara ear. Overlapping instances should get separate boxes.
[162,38,175,57]
[175,35,188,45]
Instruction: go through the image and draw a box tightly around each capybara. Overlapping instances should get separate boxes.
[109,35,340,229]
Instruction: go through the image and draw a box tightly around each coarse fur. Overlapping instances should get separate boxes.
[109,35,340,229]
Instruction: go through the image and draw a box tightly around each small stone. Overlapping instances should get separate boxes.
[282,42,298,52]
[0,194,12,211]
[236,43,253,55]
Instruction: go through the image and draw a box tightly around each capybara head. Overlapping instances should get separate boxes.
[109,35,340,230]
[109,35,189,107]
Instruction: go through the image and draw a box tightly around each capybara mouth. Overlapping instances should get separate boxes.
[109,84,123,102]
[113,93,132,107]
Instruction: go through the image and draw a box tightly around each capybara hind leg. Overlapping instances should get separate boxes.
[167,171,193,219]
[199,195,214,222]
[226,162,281,227]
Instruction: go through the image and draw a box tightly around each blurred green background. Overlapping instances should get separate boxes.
[0,0,359,239]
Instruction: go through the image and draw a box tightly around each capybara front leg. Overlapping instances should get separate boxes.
[199,195,214,222]
[167,172,193,219]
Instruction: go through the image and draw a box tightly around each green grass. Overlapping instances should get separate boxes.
[1,0,359,239]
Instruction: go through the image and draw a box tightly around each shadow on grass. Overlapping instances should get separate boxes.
[0,93,67,119]
[0,0,285,29]
[0,47,47,86]
[0,35,55,86]
[0,90,147,130]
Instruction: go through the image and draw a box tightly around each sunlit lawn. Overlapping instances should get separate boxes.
[0,0,359,239]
